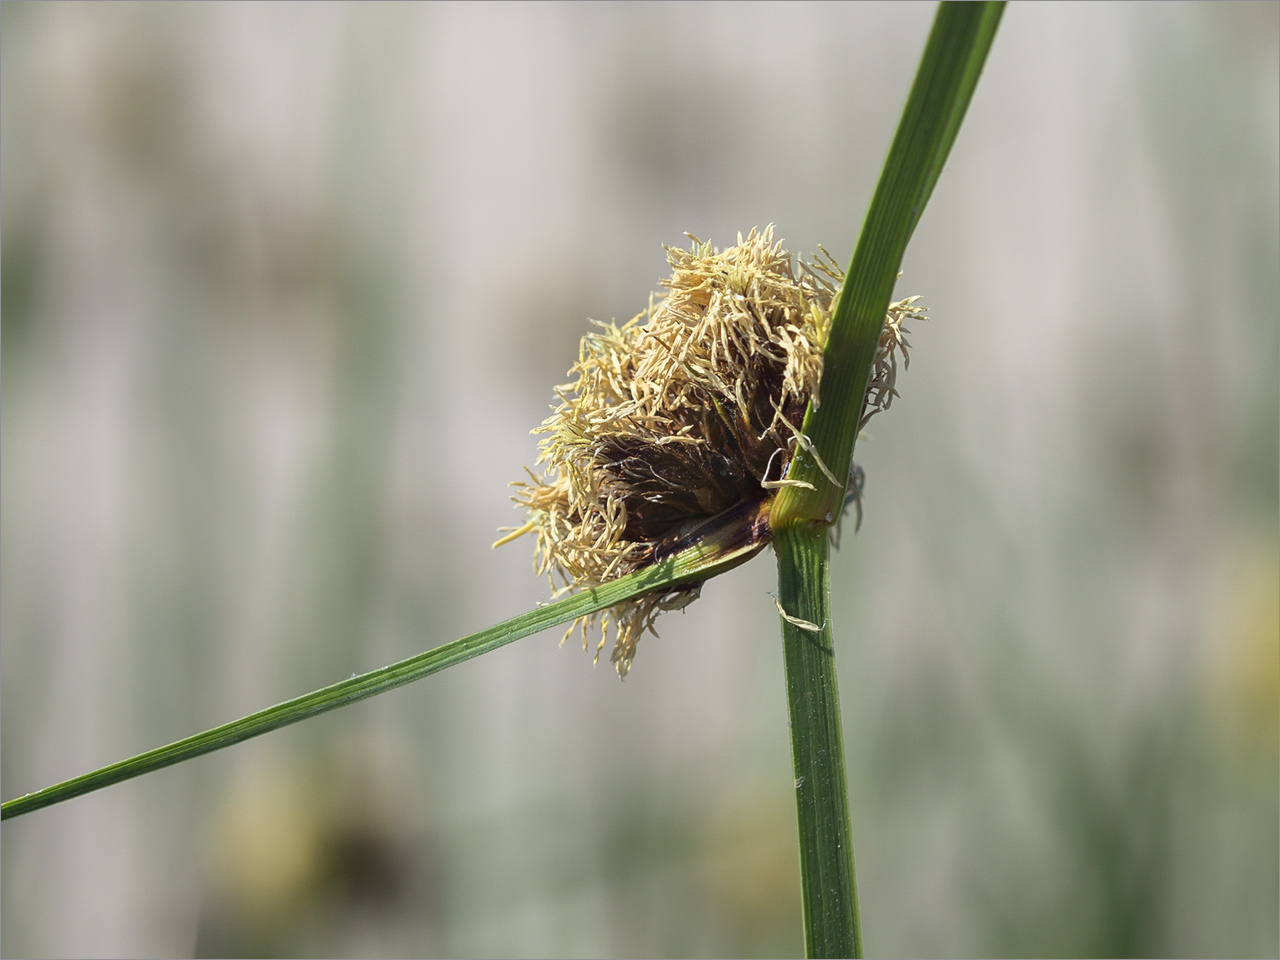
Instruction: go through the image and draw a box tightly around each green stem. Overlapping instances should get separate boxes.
[776,523,859,958]
[770,5,1004,955]
[1,534,761,821]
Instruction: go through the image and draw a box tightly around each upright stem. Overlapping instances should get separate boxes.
[769,8,1004,949]
[776,521,860,958]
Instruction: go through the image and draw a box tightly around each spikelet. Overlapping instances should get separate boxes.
[499,226,923,676]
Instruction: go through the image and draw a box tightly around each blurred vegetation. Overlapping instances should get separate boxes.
[2,2,1276,958]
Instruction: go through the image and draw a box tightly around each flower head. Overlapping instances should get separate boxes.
[499,226,922,676]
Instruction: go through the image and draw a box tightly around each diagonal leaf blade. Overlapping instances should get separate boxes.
[2,536,761,820]
[772,0,1005,528]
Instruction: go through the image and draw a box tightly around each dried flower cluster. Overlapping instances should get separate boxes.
[499,226,923,676]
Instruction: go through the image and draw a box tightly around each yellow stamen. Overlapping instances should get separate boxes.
[492,520,537,549]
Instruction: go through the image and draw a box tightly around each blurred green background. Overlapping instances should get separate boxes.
[2,2,1276,957]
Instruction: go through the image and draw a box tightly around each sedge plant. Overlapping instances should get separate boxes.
[1,4,1003,956]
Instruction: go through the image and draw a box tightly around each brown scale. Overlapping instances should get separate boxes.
[597,350,805,556]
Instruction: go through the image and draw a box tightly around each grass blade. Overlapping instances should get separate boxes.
[772,0,1005,527]
[2,536,760,821]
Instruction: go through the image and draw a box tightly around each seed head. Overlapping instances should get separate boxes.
[499,226,923,676]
